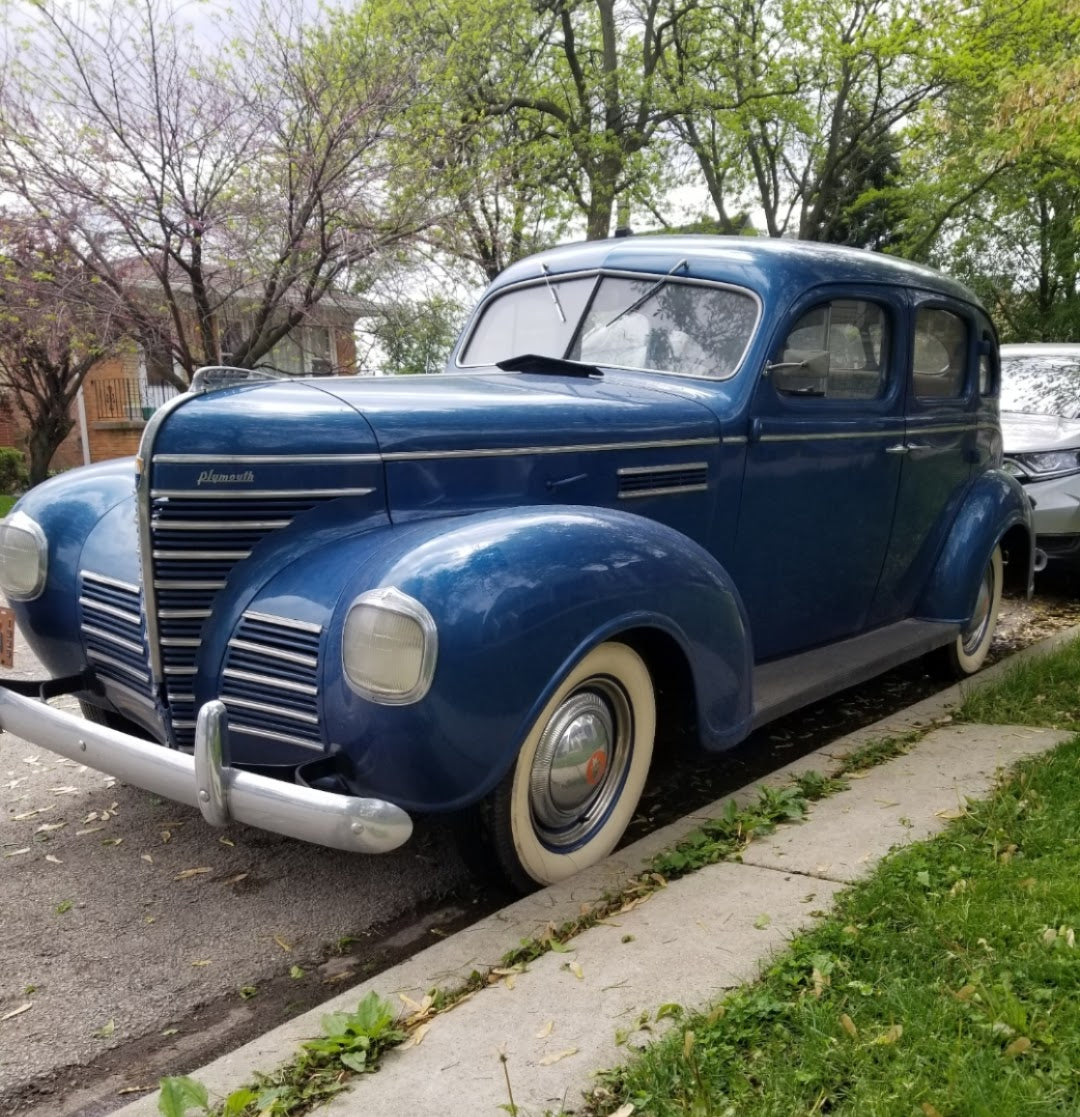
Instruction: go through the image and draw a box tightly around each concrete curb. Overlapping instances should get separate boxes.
[112,623,1080,1116]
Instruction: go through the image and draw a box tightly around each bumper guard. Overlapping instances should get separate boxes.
[0,688,413,854]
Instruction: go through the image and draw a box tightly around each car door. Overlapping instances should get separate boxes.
[870,297,980,623]
[732,290,906,661]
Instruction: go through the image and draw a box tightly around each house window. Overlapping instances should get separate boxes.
[261,325,335,376]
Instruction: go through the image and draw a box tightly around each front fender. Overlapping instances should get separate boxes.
[214,506,752,812]
[915,469,1033,624]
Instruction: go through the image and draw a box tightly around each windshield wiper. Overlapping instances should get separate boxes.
[497,353,602,378]
[602,258,688,331]
[540,262,566,324]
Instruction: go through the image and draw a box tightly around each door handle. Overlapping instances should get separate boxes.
[885,444,909,455]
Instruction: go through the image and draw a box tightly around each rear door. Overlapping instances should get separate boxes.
[870,297,980,623]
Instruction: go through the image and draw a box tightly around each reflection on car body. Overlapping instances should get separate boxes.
[0,236,1033,892]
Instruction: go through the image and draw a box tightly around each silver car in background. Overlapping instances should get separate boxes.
[1000,343,1080,572]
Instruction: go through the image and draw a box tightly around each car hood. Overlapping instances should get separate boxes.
[1000,410,1080,454]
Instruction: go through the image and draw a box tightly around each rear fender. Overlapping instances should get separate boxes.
[915,469,1033,624]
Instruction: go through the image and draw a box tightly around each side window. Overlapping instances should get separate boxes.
[913,308,968,399]
[773,300,888,400]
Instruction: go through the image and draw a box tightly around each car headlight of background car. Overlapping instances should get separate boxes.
[342,587,438,705]
[1003,449,1080,481]
[0,510,48,600]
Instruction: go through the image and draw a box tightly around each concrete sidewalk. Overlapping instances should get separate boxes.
[114,633,1079,1117]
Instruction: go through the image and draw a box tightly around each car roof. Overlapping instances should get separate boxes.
[489,235,983,308]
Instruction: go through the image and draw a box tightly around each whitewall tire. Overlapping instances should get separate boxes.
[488,642,655,892]
[934,545,1003,679]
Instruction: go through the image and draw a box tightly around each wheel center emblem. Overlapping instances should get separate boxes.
[585,749,608,787]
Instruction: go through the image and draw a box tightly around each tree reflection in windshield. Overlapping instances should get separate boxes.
[1000,355,1080,419]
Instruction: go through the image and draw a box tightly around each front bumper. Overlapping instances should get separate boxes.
[0,687,413,854]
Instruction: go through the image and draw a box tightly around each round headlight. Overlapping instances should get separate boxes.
[0,510,47,600]
[342,587,437,705]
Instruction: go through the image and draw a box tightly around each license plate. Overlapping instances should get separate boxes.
[0,605,14,669]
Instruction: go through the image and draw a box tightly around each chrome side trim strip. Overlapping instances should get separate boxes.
[381,437,719,462]
[221,696,319,725]
[760,423,978,444]
[153,580,227,591]
[153,453,381,465]
[617,461,708,477]
[78,597,142,626]
[87,649,150,683]
[154,520,291,532]
[228,722,324,752]
[227,638,318,669]
[153,549,252,561]
[82,625,145,656]
[150,487,375,500]
[223,668,317,696]
[724,435,748,445]
[619,483,709,500]
[0,690,412,854]
[82,571,142,595]
[242,611,323,635]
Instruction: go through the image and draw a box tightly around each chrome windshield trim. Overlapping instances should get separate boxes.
[227,638,318,669]
[78,597,142,627]
[152,453,381,465]
[617,461,708,477]
[382,437,719,462]
[618,483,709,500]
[150,487,375,500]
[81,570,141,595]
[223,668,318,696]
[221,696,320,725]
[242,611,323,635]
[455,267,763,382]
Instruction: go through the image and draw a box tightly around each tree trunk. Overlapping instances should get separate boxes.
[25,412,74,487]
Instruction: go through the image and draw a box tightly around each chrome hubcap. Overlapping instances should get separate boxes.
[528,677,632,849]
[961,559,996,656]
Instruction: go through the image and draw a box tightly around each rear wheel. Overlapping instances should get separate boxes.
[929,545,1002,679]
[486,642,655,893]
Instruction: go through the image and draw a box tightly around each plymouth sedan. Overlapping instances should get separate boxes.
[0,237,1032,890]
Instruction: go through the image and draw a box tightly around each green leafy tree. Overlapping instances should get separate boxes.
[365,295,467,376]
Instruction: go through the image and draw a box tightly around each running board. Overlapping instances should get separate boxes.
[751,619,959,731]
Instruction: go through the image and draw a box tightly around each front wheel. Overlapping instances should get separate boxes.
[929,545,1003,679]
[486,642,656,893]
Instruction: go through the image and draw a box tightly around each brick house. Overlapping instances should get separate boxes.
[2,300,366,474]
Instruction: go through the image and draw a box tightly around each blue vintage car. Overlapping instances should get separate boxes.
[0,237,1032,890]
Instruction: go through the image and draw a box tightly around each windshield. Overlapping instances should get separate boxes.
[1000,353,1080,419]
[459,272,759,379]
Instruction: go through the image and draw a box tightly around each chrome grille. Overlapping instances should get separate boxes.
[79,572,153,700]
[220,612,323,752]
[150,495,334,746]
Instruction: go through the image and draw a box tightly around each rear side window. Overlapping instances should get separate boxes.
[913,308,968,399]
[773,299,888,400]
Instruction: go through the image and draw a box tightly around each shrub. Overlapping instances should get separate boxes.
[0,447,29,494]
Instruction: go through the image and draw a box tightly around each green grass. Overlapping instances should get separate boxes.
[958,636,1080,731]
[584,733,1080,1117]
[0,494,16,517]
